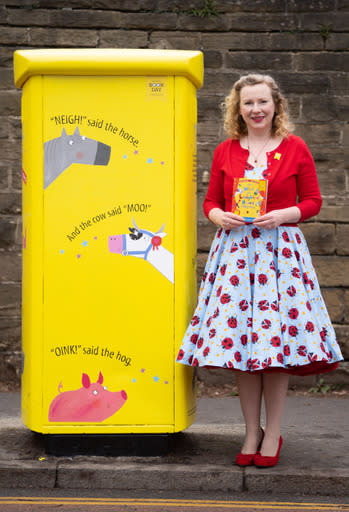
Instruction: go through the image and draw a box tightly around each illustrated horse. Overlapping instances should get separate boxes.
[44,126,111,189]
[108,219,174,284]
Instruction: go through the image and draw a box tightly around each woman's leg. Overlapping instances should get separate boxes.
[260,372,289,456]
[236,372,263,453]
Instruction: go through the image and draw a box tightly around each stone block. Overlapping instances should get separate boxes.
[322,288,345,323]
[293,124,342,146]
[10,167,22,191]
[297,53,349,72]
[120,12,177,30]
[39,0,92,6]
[203,71,241,97]
[0,251,21,282]
[329,72,349,95]
[204,50,223,69]
[0,91,21,117]
[300,12,349,32]
[317,170,346,197]
[149,31,201,50]
[301,222,335,255]
[326,33,349,51]
[94,0,158,9]
[272,72,330,95]
[29,28,98,47]
[8,117,22,141]
[314,204,349,223]
[0,27,29,45]
[288,0,336,10]
[197,222,217,252]
[0,192,21,215]
[0,353,21,388]
[313,256,349,287]
[197,119,224,144]
[269,32,323,51]
[0,69,15,90]
[302,95,337,122]
[9,8,121,28]
[215,0,285,11]
[0,218,21,249]
[334,97,349,122]
[177,13,232,32]
[7,8,51,26]
[334,324,349,358]
[311,146,344,170]
[0,48,17,67]
[224,52,293,70]
[0,317,21,352]
[0,283,21,317]
[198,95,223,122]
[0,166,9,189]
[227,13,297,32]
[0,139,22,165]
[337,224,349,255]
[202,32,267,51]
[99,30,148,48]
[345,290,349,323]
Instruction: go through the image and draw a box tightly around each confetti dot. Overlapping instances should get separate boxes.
[77,254,81,259]
[81,240,88,247]
[132,378,136,383]
[153,376,159,383]
[161,161,165,165]
[60,250,64,254]
[141,369,145,373]
[123,154,127,159]
[164,381,168,385]
[134,150,139,155]
[147,158,153,164]
[94,236,98,240]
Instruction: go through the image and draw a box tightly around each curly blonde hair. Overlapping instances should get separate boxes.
[223,74,292,139]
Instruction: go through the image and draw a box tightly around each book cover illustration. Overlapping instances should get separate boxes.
[232,178,268,222]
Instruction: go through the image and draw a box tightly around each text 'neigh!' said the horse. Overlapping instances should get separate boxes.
[44,127,111,189]
[108,219,174,284]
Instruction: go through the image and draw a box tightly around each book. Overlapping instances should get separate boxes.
[232,178,268,222]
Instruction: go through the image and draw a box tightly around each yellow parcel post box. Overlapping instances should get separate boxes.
[14,49,203,435]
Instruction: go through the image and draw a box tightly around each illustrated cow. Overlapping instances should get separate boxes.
[48,371,127,422]
[44,127,111,189]
[108,219,174,284]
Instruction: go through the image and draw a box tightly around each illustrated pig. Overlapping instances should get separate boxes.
[48,372,127,422]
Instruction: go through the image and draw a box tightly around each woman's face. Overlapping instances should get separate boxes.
[239,82,276,135]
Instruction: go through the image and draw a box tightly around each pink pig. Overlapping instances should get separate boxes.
[48,372,127,422]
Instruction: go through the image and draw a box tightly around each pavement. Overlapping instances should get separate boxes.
[0,392,348,497]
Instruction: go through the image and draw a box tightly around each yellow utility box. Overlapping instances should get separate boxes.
[14,49,203,434]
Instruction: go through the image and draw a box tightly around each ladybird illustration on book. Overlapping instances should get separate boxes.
[232,178,267,222]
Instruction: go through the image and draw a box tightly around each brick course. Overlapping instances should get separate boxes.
[0,0,348,388]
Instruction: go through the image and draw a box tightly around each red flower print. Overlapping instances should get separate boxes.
[230,275,239,287]
[241,334,248,346]
[197,337,204,349]
[294,250,300,261]
[274,248,278,258]
[288,325,299,337]
[177,350,184,361]
[217,285,222,297]
[202,272,207,282]
[282,247,292,259]
[252,332,259,343]
[266,242,273,252]
[228,316,238,328]
[303,272,309,284]
[192,358,199,366]
[237,259,246,269]
[220,293,231,304]
[305,321,315,332]
[258,273,268,285]
[250,273,255,285]
[269,260,276,272]
[271,336,281,347]
[288,307,299,319]
[206,316,212,327]
[209,328,216,338]
[188,355,193,364]
[283,345,291,356]
[231,242,238,253]
[191,316,200,326]
[222,337,233,350]
[281,323,287,333]
[320,342,326,353]
[234,351,242,362]
[258,300,269,311]
[282,231,290,242]
[239,299,249,311]
[205,295,210,305]
[308,353,318,363]
[227,361,234,368]
[247,317,253,328]
[306,301,312,311]
[295,233,301,244]
[217,228,223,238]
[297,345,307,357]
[203,346,210,357]
[213,307,220,318]
[252,227,261,239]
[320,327,327,341]
[220,264,227,275]
[190,334,198,344]
[255,254,259,264]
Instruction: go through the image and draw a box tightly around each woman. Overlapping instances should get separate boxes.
[176,74,343,468]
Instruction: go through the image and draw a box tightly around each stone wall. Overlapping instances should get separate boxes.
[0,0,348,388]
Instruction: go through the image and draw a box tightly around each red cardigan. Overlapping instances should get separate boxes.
[203,135,322,224]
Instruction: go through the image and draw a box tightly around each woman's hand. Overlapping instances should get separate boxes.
[253,207,301,229]
[209,208,245,229]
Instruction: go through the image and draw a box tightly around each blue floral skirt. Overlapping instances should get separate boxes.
[176,225,343,375]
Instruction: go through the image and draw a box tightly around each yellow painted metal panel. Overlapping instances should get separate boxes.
[14,49,203,89]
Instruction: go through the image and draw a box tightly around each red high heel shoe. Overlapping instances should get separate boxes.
[254,436,283,468]
[235,428,264,467]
